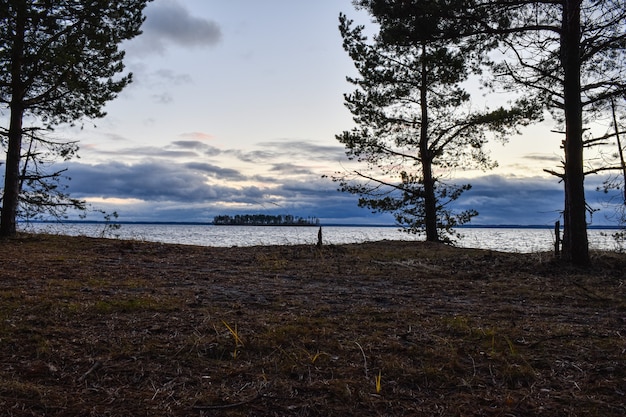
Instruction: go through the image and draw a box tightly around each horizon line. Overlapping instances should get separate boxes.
[19,220,622,229]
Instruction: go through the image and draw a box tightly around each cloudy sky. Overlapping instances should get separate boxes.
[11,0,625,225]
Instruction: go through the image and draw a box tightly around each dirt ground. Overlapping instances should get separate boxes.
[0,233,624,416]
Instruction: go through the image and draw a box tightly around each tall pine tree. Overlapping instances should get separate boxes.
[483,0,626,265]
[334,0,538,242]
[0,0,151,236]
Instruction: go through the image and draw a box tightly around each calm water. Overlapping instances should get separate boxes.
[22,223,623,253]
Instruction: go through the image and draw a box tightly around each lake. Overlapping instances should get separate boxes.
[22,223,624,253]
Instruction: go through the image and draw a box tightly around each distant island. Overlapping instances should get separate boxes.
[213,214,320,226]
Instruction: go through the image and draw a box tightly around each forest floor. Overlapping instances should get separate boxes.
[0,233,625,416]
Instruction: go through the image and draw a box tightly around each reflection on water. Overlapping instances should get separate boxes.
[23,223,623,253]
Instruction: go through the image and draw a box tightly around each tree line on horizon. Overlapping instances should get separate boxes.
[213,214,320,226]
[0,0,624,267]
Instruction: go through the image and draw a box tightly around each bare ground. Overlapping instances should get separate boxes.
[0,233,625,416]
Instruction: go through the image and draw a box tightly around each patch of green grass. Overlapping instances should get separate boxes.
[0,379,43,401]
[255,252,289,271]
[441,315,473,336]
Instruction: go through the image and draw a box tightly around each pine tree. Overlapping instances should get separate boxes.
[0,0,151,236]
[485,0,626,265]
[334,0,538,242]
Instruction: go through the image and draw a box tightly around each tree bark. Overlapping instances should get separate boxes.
[0,4,26,238]
[420,43,439,242]
[610,99,626,205]
[561,0,589,265]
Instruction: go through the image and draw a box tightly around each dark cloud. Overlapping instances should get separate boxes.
[452,175,618,226]
[231,140,346,164]
[56,159,369,222]
[52,158,622,226]
[461,176,562,225]
[141,0,222,51]
[125,0,221,56]
[63,161,249,203]
[170,140,205,149]
[269,163,315,176]
[185,162,246,181]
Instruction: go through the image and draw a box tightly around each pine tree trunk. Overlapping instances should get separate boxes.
[422,157,438,242]
[561,0,589,265]
[0,6,25,238]
[0,106,24,238]
[420,43,438,242]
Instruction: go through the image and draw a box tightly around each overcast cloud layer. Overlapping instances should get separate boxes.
[57,137,622,226]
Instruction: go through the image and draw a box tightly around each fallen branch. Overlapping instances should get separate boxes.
[77,360,102,382]
[192,393,262,410]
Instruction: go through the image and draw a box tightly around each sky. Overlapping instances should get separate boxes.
[7,0,625,226]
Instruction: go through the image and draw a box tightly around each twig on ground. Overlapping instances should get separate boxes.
[77,360,102,382]
[192,393,262,410]
[355,341,368,378]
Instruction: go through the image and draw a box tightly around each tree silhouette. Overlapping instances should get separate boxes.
[484,0,626,264]
[333,0,539,242]
[0,0,151,237]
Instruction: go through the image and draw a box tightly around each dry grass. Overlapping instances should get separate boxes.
[0,233,625,416]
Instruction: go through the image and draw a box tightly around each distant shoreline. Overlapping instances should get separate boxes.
[18,220,622,229]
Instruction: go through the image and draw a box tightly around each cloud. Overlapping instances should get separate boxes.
[154,69,193,85]
[258,140,347,161]
[522,153,561,163]
[64,161,257,203]
[454,175,562,225]
[83,139,341,169]
[185,162,246,181]
[168,140,222,157]
[151,92,173,104]
[179,132,215,141]
[56,158,373,222]
[269,163,315,176]
[450,174,622,226]
[230,140,347,164]
[63,160,337,205]
[51,144,622,226]
[170,140,209,149]
[135,0,222,54]
[89,145,201,160]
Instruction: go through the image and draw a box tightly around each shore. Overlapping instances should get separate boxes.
[1,233,625,416]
